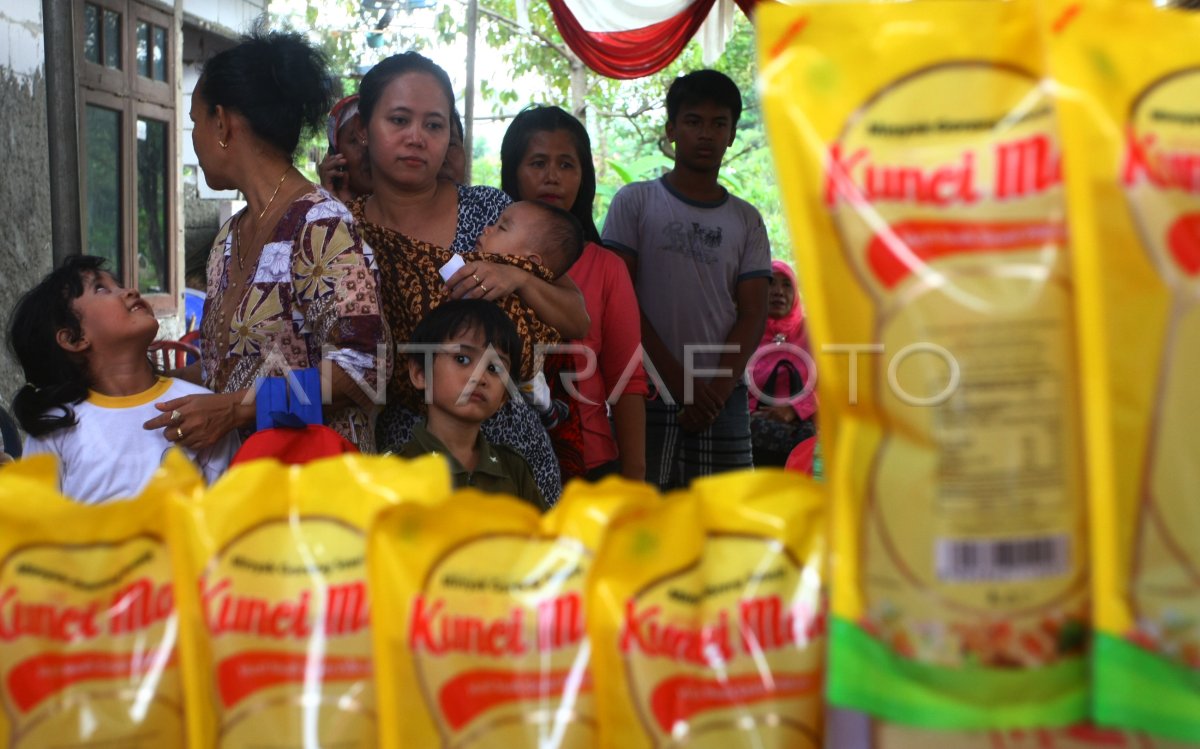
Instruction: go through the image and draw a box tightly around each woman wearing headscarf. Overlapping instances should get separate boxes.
[747,260,817,468]
[318,94,373,204]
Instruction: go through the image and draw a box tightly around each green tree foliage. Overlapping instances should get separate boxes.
[284,0,794,262]
[432,1,792,261]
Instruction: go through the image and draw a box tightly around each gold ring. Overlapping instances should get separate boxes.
[472,273,482,284]
[176,426,184,440]
[479,284,488,294]
[170,409,182,422]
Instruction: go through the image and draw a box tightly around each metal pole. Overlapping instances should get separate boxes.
[464,0,478,185]
[42,0,82,264]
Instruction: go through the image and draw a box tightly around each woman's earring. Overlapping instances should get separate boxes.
[219,139,228,149]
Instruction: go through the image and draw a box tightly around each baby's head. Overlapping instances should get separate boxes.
[474,200,584,277]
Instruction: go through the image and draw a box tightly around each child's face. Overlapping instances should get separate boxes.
[408,325,512,425]
[62,271,158,354]
[667,100,736,173]
[474,202,544,266]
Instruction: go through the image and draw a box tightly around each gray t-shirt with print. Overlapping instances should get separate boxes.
[602,176,772,373]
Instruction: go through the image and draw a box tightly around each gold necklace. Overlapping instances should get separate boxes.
[236,166,291,270]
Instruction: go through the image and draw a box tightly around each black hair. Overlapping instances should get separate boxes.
[450,107,464,143]
[500,105,600,244]
[359,51,457,129]
[522,201,584,276]
[666,69,742,130]
[8,255,105,437]
[409,299,523,381]
[197,29,334,159]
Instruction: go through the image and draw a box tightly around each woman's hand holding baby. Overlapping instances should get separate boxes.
[144,390,253,451]
[447,261,525,302]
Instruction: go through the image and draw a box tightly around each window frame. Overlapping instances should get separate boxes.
[75,0,178,313]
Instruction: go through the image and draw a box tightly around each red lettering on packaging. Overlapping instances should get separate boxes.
[827,135,1062,209]
[0,579,172,642]
[438,668,592,729]
[202,578,369,639]
[866,219,1067,288]
[216,651,372,707]
[618,601,734,665]
[1122,130,1200,191]
[649,672,818,733]
[409,596,528,656]
[8,650,176,712]
[825,144,982,207]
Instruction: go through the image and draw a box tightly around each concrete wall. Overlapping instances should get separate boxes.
[0,4,52,413]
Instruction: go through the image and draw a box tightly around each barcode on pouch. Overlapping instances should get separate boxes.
[936,535,1070,581]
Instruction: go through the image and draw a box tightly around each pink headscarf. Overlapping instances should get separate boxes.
[749,260,817,419]
[762,260,808,351]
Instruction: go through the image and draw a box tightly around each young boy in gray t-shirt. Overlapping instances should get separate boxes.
[602,69,771,491]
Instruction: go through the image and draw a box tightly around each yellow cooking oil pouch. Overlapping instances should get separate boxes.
[759,0,1089,729]
[0,454,59,487]
[166,453,450,749]
[367,477,657,748]
[0,451,198,748]
[1047,0,1200,741]
[588,469,826,748]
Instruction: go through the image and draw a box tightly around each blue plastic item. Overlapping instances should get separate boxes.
[254,368,322,432]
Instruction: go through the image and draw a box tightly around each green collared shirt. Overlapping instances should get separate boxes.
[398,422,546,511]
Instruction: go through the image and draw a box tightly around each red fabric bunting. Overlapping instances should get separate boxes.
[547,0,755,80]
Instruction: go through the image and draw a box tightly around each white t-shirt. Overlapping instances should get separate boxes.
[22,377,240,504]
[602,176,773,371]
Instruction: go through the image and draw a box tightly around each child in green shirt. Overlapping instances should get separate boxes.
[398,299,546,510]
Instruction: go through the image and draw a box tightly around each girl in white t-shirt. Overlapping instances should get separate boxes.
[9,256,238,504]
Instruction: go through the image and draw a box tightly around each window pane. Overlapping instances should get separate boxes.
[136,22,149,78]
[103,9,120,70]
[153,26,167,81]
[84,4,100,64]
[137,118,169,294]
[85,105,122,277]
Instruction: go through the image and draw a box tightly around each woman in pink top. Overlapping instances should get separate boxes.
[748,259,818,469]
[501,106,648,480]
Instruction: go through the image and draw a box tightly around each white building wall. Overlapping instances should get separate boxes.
[0,1,50,405]
[1,1,45,80]
[186,0,265,34]
[181,0,265,199]
[182,65,240,200]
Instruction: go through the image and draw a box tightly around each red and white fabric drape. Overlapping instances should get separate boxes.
[546,0,757,79]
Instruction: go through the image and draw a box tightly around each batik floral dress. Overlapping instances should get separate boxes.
[201,188,389,452]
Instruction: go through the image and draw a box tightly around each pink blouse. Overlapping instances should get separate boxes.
[566,243,648,469]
